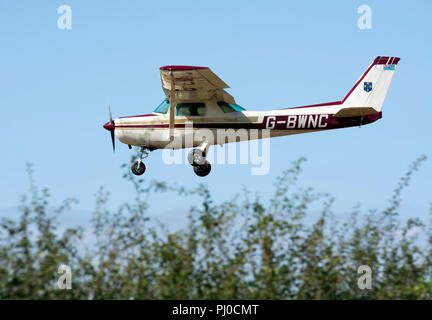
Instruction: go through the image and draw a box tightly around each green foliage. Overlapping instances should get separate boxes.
[0,156,431,299]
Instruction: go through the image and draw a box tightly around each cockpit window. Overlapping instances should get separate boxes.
[176,103,206,116]
[154,98,170,114]
[154,99,206,116]
[217,101,245,113]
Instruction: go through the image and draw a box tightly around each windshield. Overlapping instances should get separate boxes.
[154,98,170,114]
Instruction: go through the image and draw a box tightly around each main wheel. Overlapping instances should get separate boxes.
[188,149,206,166]
[193,161,211,177]
[131,161,146,175]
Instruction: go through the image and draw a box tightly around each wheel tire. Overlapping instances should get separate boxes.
[193,161,211,177]
[188,149,206,166]
[131,161,146,175]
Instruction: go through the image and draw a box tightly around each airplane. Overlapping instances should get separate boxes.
[103,56,400,177]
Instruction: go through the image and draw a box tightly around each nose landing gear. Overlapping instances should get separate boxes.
[131,161,146,175]
[131,147,149,176]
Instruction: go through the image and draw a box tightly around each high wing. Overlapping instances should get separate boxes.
[159,65,236,104]
[159,65,236,139]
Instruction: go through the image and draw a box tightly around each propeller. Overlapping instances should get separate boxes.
[103,104,115,152]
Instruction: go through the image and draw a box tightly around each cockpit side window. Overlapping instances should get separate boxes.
[217,101,245,113]
[154,99,206,116]
[153,98,170,114]
[176,103,206,116]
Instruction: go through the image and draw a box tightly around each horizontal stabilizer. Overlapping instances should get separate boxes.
[334,107,378,118]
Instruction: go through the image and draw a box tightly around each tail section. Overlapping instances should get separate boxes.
[335,56,400,117]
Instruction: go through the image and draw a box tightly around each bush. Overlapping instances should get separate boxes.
[0,156,431,299]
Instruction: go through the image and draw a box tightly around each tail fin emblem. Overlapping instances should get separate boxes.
[363,82,372,92]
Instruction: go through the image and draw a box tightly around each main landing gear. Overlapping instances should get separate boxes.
[130,147,212,177]
[188,148,211,177]
[131,147,149,176]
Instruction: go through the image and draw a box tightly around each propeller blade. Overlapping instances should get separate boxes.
[110,130,115,152]
[103,104,115,152]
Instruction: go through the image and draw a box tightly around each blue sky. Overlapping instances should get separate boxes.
[1,0,431,226]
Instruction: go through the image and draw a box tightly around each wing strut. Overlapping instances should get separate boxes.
[169,71,175,139]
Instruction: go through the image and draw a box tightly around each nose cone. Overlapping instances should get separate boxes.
[103,121,114,132]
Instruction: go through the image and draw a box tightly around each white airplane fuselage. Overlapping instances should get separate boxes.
[111,100,381,150]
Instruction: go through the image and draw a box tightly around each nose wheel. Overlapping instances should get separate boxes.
[131,161,146,175]
[131,147,149,176]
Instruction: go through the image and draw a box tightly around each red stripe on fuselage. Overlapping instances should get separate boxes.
[116,112,381,131]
